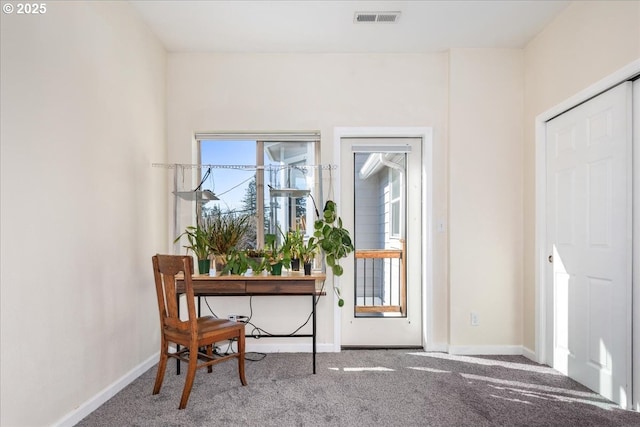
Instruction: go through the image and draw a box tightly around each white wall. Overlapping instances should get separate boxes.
[0,2,167,426]
[523,0,640,353]
[448,49,524,351]
[167,53,452,346]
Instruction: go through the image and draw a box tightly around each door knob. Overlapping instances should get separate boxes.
[548,255,553,263]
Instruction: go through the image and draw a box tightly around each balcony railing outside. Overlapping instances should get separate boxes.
[354,240,406,317]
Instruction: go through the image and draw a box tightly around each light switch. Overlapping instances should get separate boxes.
[470,312,480,326]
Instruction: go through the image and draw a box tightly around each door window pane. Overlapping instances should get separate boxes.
[354,151,406,317]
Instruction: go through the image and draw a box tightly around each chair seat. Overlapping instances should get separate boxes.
[164,317,244,345]
[197,317,245,344]
[197,316,240,332]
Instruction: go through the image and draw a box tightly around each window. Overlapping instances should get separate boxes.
[196,133,319,249]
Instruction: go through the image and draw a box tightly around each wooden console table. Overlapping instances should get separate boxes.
[176,271,326,374]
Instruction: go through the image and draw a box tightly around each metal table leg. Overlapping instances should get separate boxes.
[176,293,181,375]
[312,294,316,374]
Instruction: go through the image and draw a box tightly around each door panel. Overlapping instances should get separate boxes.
[546,82,632,408]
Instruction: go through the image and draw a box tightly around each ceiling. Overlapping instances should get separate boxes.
[129,0,571,54]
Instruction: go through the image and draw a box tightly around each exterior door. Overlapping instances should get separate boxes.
[546,82,632,408]
[340,137,422,346]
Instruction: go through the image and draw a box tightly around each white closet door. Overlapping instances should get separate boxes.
[546,82,632,408]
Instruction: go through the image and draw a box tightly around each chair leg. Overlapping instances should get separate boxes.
[152,337,169,395]
[206,345,213,373]
[178,344,199,409]
[237,331,247,386]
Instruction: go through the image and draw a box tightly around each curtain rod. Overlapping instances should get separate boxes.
[152,163,337,170]
[194,131,320,141]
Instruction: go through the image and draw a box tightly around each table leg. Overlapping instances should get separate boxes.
[312,294,316,374]
[176,293,181,375]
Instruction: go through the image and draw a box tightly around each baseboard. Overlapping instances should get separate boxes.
[53,352,159,427]
[423,342,449,353]
[448,345,523,356]
[246,342,337,353]
[521,346,537,362]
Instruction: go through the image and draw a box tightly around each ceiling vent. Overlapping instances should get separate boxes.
[354,11,401,24]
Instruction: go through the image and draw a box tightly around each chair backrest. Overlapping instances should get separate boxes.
[152,255,198,335]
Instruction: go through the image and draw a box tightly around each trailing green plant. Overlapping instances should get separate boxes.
[314,200,354,307]
[174,223,211,260]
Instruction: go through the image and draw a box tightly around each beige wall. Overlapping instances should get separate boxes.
[0,2,167,426]
[449,49,524,350]
[522,0,640,351]
[167,52,452,346]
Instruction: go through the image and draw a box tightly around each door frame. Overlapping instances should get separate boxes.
[333,127,433,351]
[535,59,640,409]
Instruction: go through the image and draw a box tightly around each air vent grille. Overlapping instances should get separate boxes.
[376,13,399,23]
[355,13,377,23]
[354,11,401,24]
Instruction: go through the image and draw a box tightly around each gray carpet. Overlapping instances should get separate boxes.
[78,350,640,426]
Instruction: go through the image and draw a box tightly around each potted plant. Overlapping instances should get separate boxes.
[204,211,251,271]
[298,236,318,276]
[221,249,252,275]
[287,228,304,271]
[264,231,291,276]
[245,248,267,272]
[314,200,354,306]
[174,223,212,274]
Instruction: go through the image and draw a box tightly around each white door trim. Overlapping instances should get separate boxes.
[333,127,433,352]
[535,59,640,397]
[633,79,640,412]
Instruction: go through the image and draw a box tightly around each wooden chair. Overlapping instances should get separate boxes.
[151,254,247,409]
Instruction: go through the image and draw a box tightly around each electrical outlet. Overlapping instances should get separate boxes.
[470,312,480,326]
